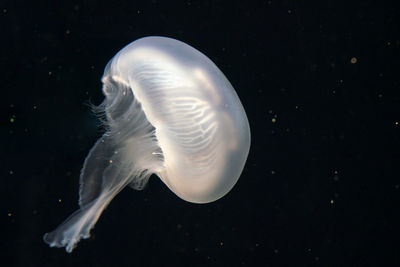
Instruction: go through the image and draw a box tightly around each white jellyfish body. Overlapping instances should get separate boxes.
[44,36,250,252]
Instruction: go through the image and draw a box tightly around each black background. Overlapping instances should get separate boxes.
[2,0,400,266]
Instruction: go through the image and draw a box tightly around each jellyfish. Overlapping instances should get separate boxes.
[43,36,251,252]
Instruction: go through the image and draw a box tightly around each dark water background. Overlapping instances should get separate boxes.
[2,1,400,266]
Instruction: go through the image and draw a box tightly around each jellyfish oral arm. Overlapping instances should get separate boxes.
[43,98,161,252]
[43,187,121,253]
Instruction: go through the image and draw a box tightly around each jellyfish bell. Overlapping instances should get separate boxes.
[43,36,251,252]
